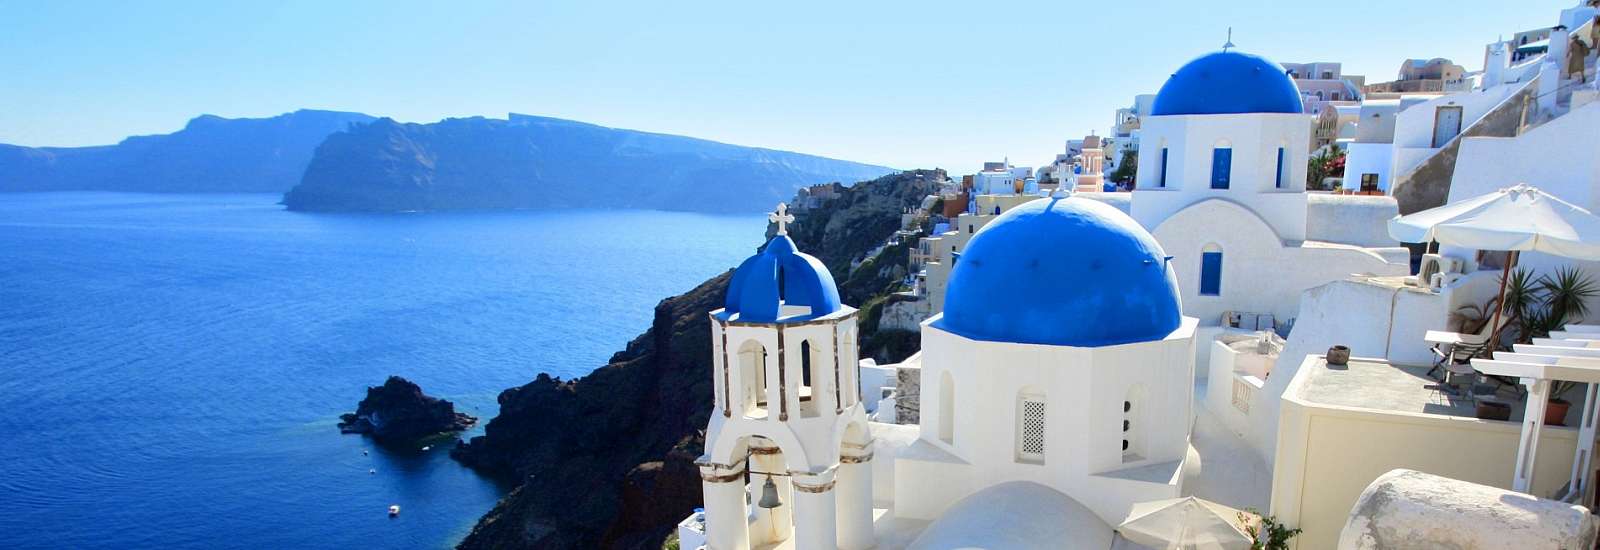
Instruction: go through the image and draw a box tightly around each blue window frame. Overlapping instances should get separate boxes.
[1200,252,1223,296]
[1275,147,1285,189]
[1210,148,1231,189]
[1158,147,1169,188]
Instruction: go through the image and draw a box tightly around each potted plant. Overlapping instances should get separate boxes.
[1494,266,1598,426]
[1547,381,1579,426]
[1242,508,1302,550]
[1475,401,1511,421]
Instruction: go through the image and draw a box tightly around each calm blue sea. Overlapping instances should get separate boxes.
[0,193,765,549]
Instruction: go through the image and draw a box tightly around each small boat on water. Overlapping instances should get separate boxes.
[388,505,401,517]
[420,445,431,451]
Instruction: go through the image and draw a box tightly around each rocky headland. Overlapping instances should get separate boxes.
[449,169,942,549]
[282,114,895,214]
[340,376,477,445]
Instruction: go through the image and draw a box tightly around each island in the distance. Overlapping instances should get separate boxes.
[282,114,895,214]
[0,109,376,193]
[339,376,476,445]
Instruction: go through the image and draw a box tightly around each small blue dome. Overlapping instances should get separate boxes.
[936,197,1181,347]
[1151,51,1303,116]
[724,235,842,323]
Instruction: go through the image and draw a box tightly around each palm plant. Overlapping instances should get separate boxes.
[1494,266,1600,399]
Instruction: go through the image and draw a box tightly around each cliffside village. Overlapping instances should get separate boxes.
[677,2,1600,548]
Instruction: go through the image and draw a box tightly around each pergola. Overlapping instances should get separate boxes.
[1472,323,1600,504]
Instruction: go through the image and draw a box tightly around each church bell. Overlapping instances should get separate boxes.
[757,475,782,509]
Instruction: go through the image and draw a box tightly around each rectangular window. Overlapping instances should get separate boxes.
[1361,173,1379,192]
[1210,148,1231,189]
[1018,397,1046,463]
[1274,147,1285,189]
[1158,147,1169,188]
[1200,251,1223,296]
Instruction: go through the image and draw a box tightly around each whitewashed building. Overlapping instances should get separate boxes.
[1127,49,1411,335]
[695,196,1200,549]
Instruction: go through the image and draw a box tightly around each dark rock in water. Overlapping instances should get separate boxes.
[450,170,941,550]
[340,376,476,444]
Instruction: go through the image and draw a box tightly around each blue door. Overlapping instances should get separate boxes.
[1210,148,1232,189]
[1200,252,1223,296]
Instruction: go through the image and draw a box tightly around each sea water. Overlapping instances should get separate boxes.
[0,193,764,549]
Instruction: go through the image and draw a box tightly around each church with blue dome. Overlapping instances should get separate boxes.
[901,193,1200,531]
[1127,48,1408,332]
[690,48,1407,550]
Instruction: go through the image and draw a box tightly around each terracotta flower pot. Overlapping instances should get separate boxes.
[1476,402,1511,421]
[1546,399,1571,426]
[1326,345,1351,366]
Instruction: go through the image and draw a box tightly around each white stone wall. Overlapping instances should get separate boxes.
[1252,271,1503,466]
[1204,337,1273,446]
[1272,358,1584,549]
[1305,194,1403,248]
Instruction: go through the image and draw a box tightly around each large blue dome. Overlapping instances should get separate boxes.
[1151,51,1304,116]
[724,235,842,323]
[936,197,1182,347]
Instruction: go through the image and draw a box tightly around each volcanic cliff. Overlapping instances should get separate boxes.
[450,169,942,549]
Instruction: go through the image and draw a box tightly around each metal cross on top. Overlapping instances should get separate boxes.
[769,202,795,235]
[1222,27,1235,52]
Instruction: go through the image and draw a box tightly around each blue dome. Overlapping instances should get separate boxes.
[1151,51,1303,116]
[936,197,1182,347]
[724,235,842,323]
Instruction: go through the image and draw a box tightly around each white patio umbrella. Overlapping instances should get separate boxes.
[1388,184,1600,350]
[1116,496,1255,550]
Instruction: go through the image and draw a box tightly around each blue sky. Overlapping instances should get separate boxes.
[0,0,1567,173]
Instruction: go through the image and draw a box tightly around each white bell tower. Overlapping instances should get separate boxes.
[698,204,875,550]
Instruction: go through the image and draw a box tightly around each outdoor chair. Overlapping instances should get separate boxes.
[1429,339,1488,381]
[1432,340,1488,402]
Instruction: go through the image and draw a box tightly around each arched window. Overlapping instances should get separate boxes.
[738,341,768,416]
[1157,146,1169,188]
[1274,147,1287,189]
[1210,142,1232,189]
[799,339,821,417]
[1123,384,1147,462]
[939,371,955,444]
[800,340,812,388]
[1016,390,1047,464]
[1200,243,1223,297]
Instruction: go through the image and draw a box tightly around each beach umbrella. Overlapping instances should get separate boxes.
[1116,496,1255,550]
[1388,184,1600,350]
